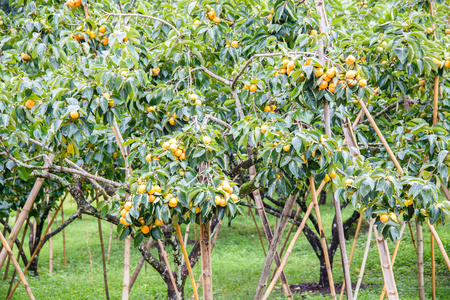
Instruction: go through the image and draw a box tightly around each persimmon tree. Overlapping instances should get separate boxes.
[1,0,450,299]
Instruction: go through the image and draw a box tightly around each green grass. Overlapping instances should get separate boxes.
[1,198,449,299]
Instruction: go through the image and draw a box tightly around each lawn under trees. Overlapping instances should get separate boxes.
[1,199,449,299]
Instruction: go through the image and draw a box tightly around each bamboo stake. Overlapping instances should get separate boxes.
[129,238,153,291]
[339,213,363,300]
[85,218,93,283]
[262,201,314,300]
[262,180,326,300]
[373,226,399,300]
[416,219,425,300]
[0,154,55,269]
[379,222,406,300]
[425,219,450,271]
[8,194,67,299]
[6,217,30,298]
[408,221,417,249]
[245,145,292,297]
[96,190,110,300]
[200,222,213,300]
[158,239,181,300]
[0,230,36,300]
[249,203,266,256]
[3,213,19,281]
[61,202,67,267]
[310,176,336,300]
[356,97,403,175]
[122,236,132,299]
[254,193,297,300]
[190,220,223,300]
[46,192,53,276]
[432,76,439,126]
[354,219,374,299]
[112,116,132,300]
[107,223,113,261]
[431,234,436,300]
[175,223,199,300]
[332,193,353,300]
[184,223,190,248]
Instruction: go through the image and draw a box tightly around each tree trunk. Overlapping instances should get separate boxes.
[319,191,327,205]
[318,255,330,287]
[167,281,184,300]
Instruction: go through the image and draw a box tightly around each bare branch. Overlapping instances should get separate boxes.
[204,114,231,129]
[190,66,231,85]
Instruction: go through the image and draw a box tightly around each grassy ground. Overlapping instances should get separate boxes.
[1,198,449,299]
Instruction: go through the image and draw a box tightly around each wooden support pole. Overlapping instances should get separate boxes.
[262,201,314,300]
[129,238,153,291]
[254,193,297,300]
[6,217,30,298]
[431,234,436,300]
[339,213,363,300]
[354,219,374,299]
[200,222,213,300]
[46,192,53,276]
[246,153,292,298]
[0,154,55,269]
[190,220,223,300]
[425,219,450,271]
[432,76,439,126]
[157,239,181,300]
[96,190,110,300]
[3,213,19,281]
[356,97,403,174]
[416,219,425,300]
[121,236,132,299]
[379,222,406,300]
[248,201,266,256]
[332,193,353,300]
[7,194,67,299]
[61,201,67,267]
[262,180,326,300]
[373,226,399,300]
[310,176,336,300]
[107,223,113,261]
[112,116,132,300]
[0,230,36,300]
[175,223,199,300]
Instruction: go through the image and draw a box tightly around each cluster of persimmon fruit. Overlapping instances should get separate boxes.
[206,8,221,23]
[73,25,109,46]
[162,138,187,160]
[66,0,82,8]
[215,180,240,207]
[316,55,367,92]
